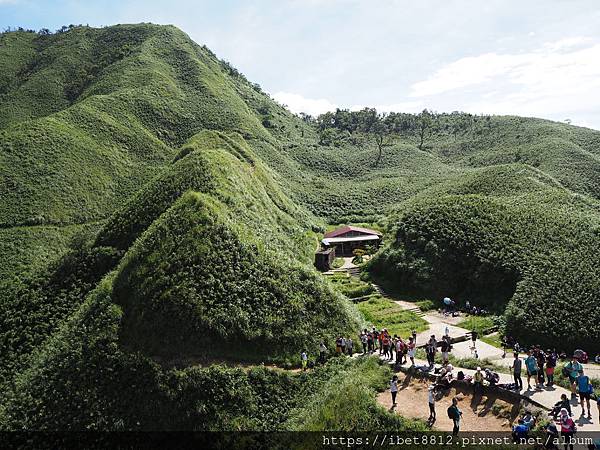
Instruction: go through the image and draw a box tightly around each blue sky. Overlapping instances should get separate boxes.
[2,0,600,129]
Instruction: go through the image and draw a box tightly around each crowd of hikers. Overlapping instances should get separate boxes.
[299,302,599,445]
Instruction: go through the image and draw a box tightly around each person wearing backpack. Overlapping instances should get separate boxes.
[564,356,583,397]
[559,408,576,450]
[525,350,538,390]
[447,397,462,435]
[319,342,328,364]
[576,369,593,418]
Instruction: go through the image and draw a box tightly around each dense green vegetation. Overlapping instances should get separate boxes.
[368,193,600,352]
[2,22,600,432]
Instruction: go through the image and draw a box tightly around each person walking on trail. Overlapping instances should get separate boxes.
[473,367,484,395]
[427,384,436,425]
[335,337,342,355]
[360,331,368,354]
[470,330,478,350]
[447,397,462,435]
[440,336,450,365]
[546,349,557,387]
[367,331,374,353]
[559,408,576,450]
[535,347,546,387]
[426,335,437,367]
[390,375,399,407]
[407,336,416,366]
[564,356,583,397]
[596,394,600,423]
[395,336,403,365]
[382,332,390,359]
[340,336,346,355]
[301,351,308,371]
[525,350,539,390]
[511,353,523,391]
[411,330,417,346]
[319,342,327,364]
[346,337,353,356]
[576,369,593,418]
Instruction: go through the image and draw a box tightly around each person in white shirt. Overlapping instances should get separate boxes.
[319,342,327,364]
[390,375,399,406]
[428,384,436,424]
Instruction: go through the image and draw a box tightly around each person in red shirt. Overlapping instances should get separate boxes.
[559,408,576,450]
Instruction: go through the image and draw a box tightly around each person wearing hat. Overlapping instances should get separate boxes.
[473,366,484,395]
[559,408,576,450]
[427,384,436,424]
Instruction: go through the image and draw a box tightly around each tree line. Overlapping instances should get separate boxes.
[301,108,495,166]
[2,24,91,35]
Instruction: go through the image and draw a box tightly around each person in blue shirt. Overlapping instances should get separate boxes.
[565,356,583,397]
[576,369,593,418]
[512,419,529,443]
[525,350,538,390]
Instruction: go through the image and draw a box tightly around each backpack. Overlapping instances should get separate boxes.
[447,406,457,419]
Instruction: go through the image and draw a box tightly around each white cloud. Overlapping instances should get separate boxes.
[410,37,600,98]
[408,37,600,129]
[350,101,424,114]
[272,92,337,116]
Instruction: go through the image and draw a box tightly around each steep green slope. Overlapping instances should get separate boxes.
[2,23,600,432]
[0,24,274,285]
[368,175,600,350]
[113,190,357,361]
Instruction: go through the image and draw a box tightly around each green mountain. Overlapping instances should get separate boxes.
[1,23,599,431]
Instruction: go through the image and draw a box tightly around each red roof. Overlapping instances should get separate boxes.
[323,225,382,239]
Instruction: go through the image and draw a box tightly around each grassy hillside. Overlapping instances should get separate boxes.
[368,183,600,351]
[2,23,600,432]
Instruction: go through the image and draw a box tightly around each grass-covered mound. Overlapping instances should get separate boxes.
[0,278,397,431]
[369,193,600,351]
[113,190,360,361]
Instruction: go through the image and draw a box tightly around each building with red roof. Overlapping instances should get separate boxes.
[321,225,382,257]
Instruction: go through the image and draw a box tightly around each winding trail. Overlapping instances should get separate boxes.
[364,277,600,431]
[324,260,599,431]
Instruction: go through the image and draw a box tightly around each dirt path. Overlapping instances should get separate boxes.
[377,371,518,432]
